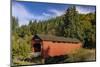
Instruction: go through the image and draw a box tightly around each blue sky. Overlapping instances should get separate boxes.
[12,0,96,25]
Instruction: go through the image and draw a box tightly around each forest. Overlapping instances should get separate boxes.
[11,6,96,65]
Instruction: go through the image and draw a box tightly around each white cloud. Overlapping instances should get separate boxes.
[12,2,66,25]
[12,2,33,19]
[12,2,34,25]
[48,9,65,16]
[42,12,51,17]
[12,2,50,25]
[76,6,95,14]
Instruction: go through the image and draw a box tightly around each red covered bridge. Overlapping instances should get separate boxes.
[31,34,82,58]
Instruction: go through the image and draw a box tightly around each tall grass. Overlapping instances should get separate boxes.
[64,48,96,62]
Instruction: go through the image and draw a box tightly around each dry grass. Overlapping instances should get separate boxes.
[64,48,96,62]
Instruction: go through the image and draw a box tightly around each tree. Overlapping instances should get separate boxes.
[63,5,80,38]
[61,5,96,48]
[12,16,19,32]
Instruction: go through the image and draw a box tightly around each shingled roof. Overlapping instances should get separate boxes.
[32,34,80,43]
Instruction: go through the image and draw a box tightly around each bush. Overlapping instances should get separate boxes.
[64,48,96,62]
[12,35,32,65]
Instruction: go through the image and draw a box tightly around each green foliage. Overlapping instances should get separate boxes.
[61,5,96,48]
[63,6,79,38]
[12,35,31,60]
[12,16,19,33]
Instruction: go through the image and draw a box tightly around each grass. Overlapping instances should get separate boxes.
[64,48,96,62]
[44,48,96,64]
[12,57,35,66]
[12,53,43,66]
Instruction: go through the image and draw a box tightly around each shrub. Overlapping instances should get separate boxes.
[12,35,31,63]
[64,48,96,62]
